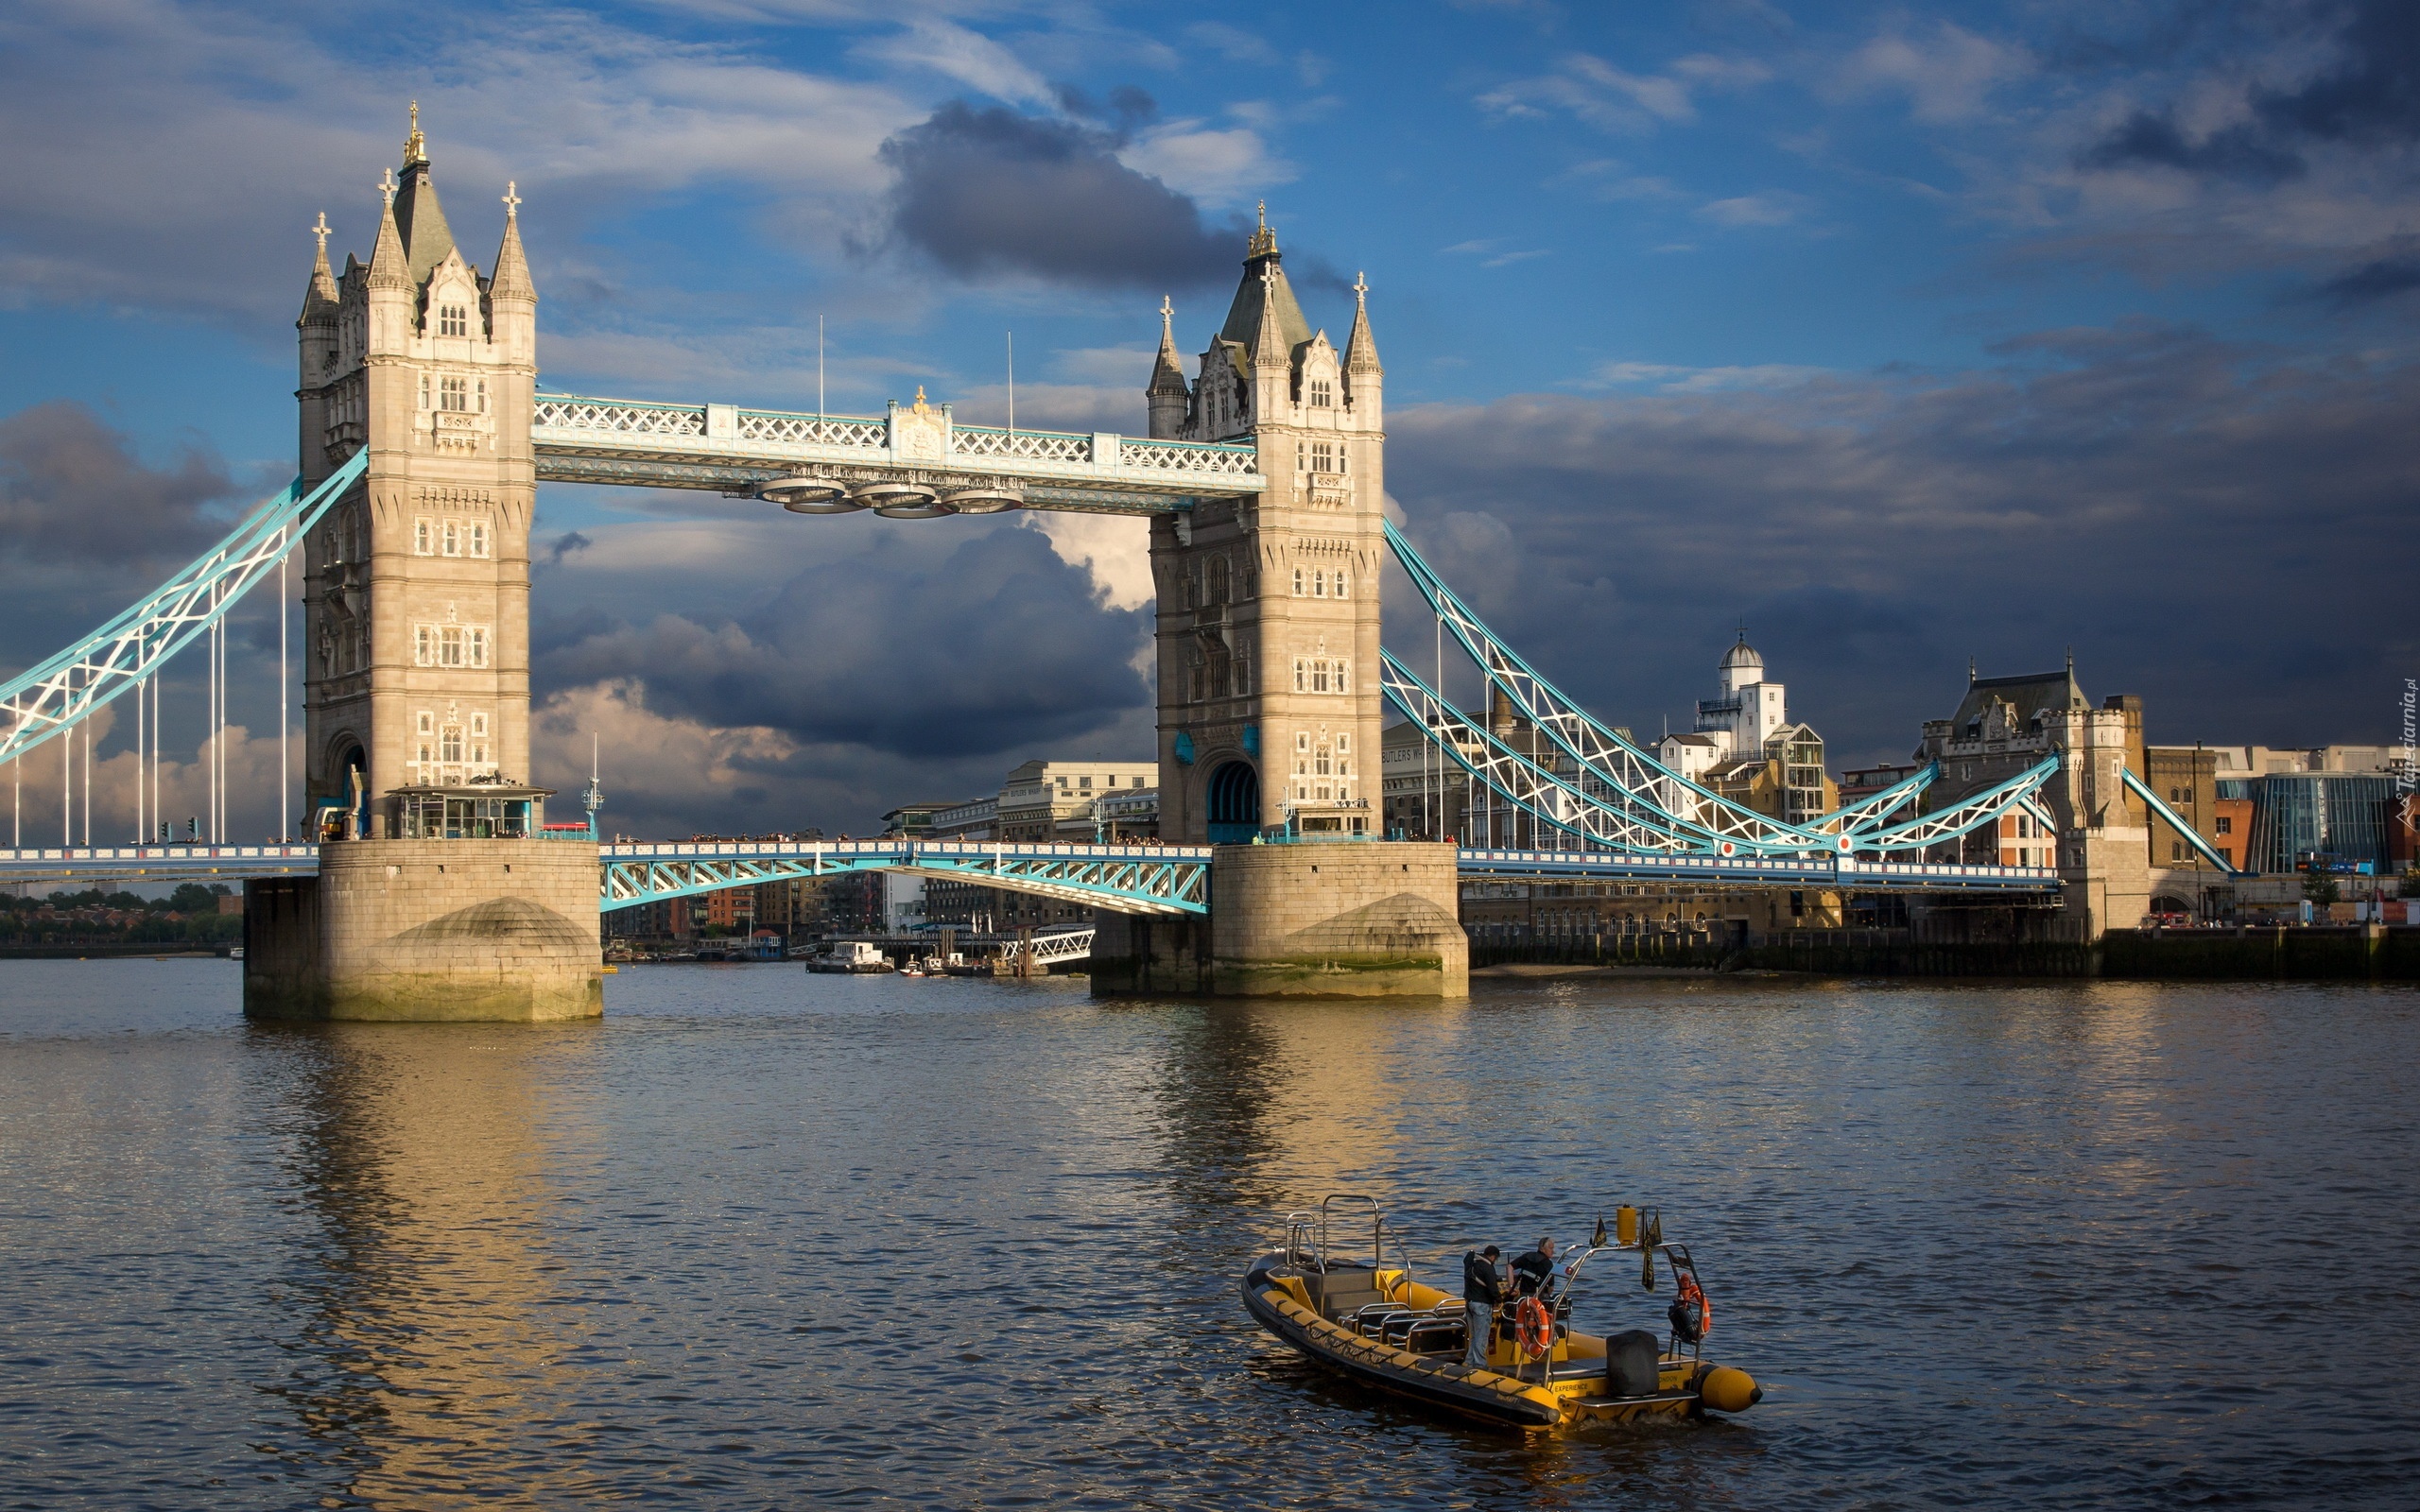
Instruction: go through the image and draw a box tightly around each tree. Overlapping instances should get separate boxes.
[2302,872,2341,906]
[167,883,220,915]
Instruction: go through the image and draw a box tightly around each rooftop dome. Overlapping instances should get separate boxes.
[1719,633,1763,672]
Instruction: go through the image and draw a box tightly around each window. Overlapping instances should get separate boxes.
[413,518,434,556]
[1207,557,1229,605]
[1309,378,1333,407]
[417,373,430,410]
[467,627,489,668]
[440,375,468,412]
[439,304,468,337]
[1336,734,1349,754]
[1292,568,1305,596]
[1313,660,1330,693]
[413,626,435,666]
[440,626,465,667]
[2171,841,2185,861]
[467,521,490,558]
[1294,660,1306,693]
[1334,571,1349,600]
[469,713,489,766]
[1336,445,1346,473]
[2216,816,2233,835]
[475,379,489,415]
[1297,440,1306,472]
[441,520,462,557]
[1312,441,1333,472]
[440,725,464,763]
[1312,570,1326,597]
[1296,732,1309,752]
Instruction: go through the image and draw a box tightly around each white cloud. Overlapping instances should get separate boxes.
[1118,120,1292,207]
[1019,510,1153,612]
[851,19,1052,107]
[1478,50,1770,134]
[1697,192,1810,227]
[1835,22,2031,125]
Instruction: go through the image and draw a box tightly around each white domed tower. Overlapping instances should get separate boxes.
[1696,629,1787,759]
[1717,633,1765,696]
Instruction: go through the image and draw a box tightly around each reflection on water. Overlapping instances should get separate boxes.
[1,961,2416,1509]
[251,1022,599,1508]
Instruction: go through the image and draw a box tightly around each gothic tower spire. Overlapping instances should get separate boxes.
[489,180,536,304]
[366,167,409,293]
[1146,294,1188,439]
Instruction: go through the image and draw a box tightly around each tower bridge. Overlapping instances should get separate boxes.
[2,119,2146,1018]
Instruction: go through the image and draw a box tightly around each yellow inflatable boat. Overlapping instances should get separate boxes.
[1241,1195,1763,1431]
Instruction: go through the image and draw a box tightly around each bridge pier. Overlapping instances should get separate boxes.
[1094,842,1467,998]
[244,839,602,1022]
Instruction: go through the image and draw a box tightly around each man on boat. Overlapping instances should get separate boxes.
[1462,1245,1504,1368]
[1511,1236,1559,1299]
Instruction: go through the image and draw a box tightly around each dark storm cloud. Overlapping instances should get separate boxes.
[0,402,236,565]
[535,524,1146,761]
[1386,327,2419,765]
[873,101,1251,289]
[2319,251,2420,302]
[2081,0,2420,179]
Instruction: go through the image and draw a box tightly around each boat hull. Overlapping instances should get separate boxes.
[1240,1252,1739,1432]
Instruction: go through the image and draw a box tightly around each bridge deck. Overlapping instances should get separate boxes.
[531,395,1265,514]
[0,841,2060,902]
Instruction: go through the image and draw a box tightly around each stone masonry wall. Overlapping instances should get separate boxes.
[1209,841,1466,997]
[244,837,602,1022]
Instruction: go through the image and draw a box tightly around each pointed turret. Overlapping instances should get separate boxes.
[489,180,536,304]
[1146,295,1188,439]
[300,212,339,319]
[1217,203,1312,354]
[391,103,458,292]
[1251,265,1288,373]
[1344,271,1381,376]
[366,168,410,293]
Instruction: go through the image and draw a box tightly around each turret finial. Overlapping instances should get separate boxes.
[1159,293,1173,333]
[1353,270,1368,307]
[405,101,426,165]
[1969,655,1978,682]
[502,180,522,220]
[1247,199,1277,259]
[312,212,331,255]
[377,166,397,208]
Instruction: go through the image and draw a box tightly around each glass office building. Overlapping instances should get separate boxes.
[2237,773,2392,874]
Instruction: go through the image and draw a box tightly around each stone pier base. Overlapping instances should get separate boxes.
[245,838,603,1022]
[1095,841,1466,998]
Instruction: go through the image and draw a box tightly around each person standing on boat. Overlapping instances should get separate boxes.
[1511,1236,1559,1299]
[1462,1245,1504,1368]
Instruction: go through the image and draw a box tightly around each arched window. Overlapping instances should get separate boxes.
[1291,567,1305,596]
[1333,571,1349,600]
[1312,570,1326,597]
[439,304,468,337]
[475,379,489,415]
[440,724,464,763]
[417,373,429,410]
[1207,557,1229,605]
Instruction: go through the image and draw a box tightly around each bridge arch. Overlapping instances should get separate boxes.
[1205,759,1260,844]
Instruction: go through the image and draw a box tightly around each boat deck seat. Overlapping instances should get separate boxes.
[1316,1289,1391,1320]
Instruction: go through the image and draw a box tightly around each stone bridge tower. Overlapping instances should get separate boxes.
[295,108,538,824]
[253,112,599,1022]
[1147,211,1386,845]
[1096,214,1466,997]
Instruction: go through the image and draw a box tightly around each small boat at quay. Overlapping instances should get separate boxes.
[1241,1196,1762,1431]
[804,941,893,974]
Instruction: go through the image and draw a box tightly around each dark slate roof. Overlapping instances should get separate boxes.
[1217,249,1314,354]
[1949,669,2088,731]
[392,159,457,291]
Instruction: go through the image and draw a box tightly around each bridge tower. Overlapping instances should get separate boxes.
[250,112,600,1022]
[1097,213,1465,995]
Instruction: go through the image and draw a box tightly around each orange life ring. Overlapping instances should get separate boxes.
[1676,1272,1713,1337]
[1512,1295,1553,1360]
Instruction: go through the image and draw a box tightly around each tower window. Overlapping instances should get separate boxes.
[467,627,489,668]
[413,626,435,666]
[440,626,465,666]
[441,520,462,557]
[1312,570,1326,597]
[440,375,468,412]
[413,517,434,556]
[441,725,464,763]
[1312,441,1333,472]
[417,373,429,410]
[476,378,489,415]
[1309,378,1333,407]
[440,305,468,337]
[467,521,490,558]
[1334,571,1349,600]
[1291,568,1305,596]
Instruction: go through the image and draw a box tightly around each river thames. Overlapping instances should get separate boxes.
[2,961,2413,1508]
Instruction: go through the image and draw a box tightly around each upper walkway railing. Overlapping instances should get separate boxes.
[531,394,1264,514]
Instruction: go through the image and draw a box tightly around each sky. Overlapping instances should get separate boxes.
[1,0,2414,839]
